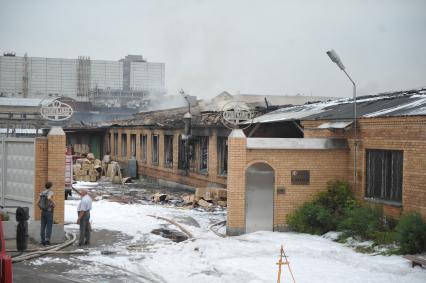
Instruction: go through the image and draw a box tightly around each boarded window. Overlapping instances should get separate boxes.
[121,134,127,158]
[217,137,228,176]
[200,136,209,173]
[152,135,159,165]
[164,135,173,168]
[130,134,136,158]
[365,149,403,203]
[141,135,147,162]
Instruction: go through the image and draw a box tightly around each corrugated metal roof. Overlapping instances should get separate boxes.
[0,97,56,107]
[252,88,426,123]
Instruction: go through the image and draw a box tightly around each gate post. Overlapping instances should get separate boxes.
[47,127,66,224]
[226,129,247,236]
[34,137,48,221]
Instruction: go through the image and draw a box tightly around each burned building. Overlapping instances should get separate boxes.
[226,88,426,235]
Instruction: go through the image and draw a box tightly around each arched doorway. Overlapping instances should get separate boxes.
[245,162,275,233]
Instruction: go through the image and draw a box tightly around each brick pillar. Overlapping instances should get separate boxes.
[208,130,218,177]
[110,131,115,158]
[173,132,180,170]
[126,130,131,159]
[117,129,122,160]
[34,137,48,221]
[47,127,66,224]
[226,129,247,236]
[136,132,141,161]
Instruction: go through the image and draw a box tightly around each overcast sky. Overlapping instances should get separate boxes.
[1,0,425,99]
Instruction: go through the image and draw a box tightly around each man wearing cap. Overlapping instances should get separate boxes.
[77,188,92,246]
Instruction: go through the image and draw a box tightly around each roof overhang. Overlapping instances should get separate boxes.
[246,138,348,150]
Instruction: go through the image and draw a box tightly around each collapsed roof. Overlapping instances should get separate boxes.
[252,88,426,124]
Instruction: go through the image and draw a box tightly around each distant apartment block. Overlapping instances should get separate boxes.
[0,53,165,104]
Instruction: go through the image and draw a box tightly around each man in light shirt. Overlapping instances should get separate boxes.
[77,188,92,246]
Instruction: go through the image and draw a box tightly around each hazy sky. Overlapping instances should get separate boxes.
[1,0,425,99]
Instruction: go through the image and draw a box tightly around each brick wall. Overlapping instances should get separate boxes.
[108,127,227,188]
[226,129,349,234]
[303,116,426,219]
[34,137,48,220]
[47,127,66,224]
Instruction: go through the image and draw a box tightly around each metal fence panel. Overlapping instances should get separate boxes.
[0,137,35,218]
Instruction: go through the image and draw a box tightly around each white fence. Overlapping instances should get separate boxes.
[0,137,36,218]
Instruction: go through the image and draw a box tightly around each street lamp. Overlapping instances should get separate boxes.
[326,49,358,190]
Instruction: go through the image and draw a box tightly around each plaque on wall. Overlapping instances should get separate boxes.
[291,170,310,185]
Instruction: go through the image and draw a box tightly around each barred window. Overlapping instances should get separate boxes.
[130,134,136,158]
[365,149,403,203]
[217,137,228,176]
[199,136,209,173]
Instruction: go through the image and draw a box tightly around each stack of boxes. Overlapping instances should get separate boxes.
[73,157,102,182]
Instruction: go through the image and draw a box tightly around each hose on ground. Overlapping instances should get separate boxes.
[147,214,193,239]
[209,220,226,238]
[12,232,77,263]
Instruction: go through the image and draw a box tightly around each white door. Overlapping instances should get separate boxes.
[245,163,274,233]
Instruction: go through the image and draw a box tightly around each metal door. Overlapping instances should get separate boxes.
[245,163,274,233]
[0,137,35,218]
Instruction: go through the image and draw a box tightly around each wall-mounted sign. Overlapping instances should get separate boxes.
[221,101,254,129]
[40,99,73,121]
[291,170,310,185]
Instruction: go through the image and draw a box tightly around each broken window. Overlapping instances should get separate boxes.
[217,137,228,176]
[164,135,173,168]
[178,135,186,170]
[141,135,147,162]
[113,133,118,156]
[365,149,403,203]
[152,135,159,165]
[199,136,209,173]
[130,134,136,158]
[121,133,127,158]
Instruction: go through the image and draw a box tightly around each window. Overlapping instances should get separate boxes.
[365,149,403,203]
[217,137,228,176]
[121,134,127,158]
[130,134,136,158]
[113,133,118,156]
[178,135,186,170]
[199,136,208,173]
[152,135,159,165]
[141,135,147,162]
[164,135,174,168]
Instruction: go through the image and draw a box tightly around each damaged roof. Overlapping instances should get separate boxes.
[252,88,426,123]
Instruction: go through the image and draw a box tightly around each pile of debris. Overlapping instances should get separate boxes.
[152,187,227,209]
[73,153,102,182]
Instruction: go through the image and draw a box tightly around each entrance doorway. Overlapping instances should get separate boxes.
[245,162,274,233]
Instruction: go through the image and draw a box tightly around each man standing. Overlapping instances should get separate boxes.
[77,188,92,246]
[37,181,55,245]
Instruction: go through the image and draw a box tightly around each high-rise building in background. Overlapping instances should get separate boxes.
[0,52,165,108]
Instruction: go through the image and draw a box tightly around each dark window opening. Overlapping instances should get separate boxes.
[113,133,118,156]
[121,134,127,158]
[164,135,173,168]
[141,135,147,162]
[365,149,403,203]
[130,134,136,158]
[217,137,228,176]
[199,136,208,173]
[152,135,159,165]
[178,135,186,170]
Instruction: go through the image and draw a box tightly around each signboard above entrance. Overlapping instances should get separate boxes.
[221,101,254,130]
[40,99,73,121]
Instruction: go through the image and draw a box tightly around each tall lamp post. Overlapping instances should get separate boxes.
[326,49,358,190]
